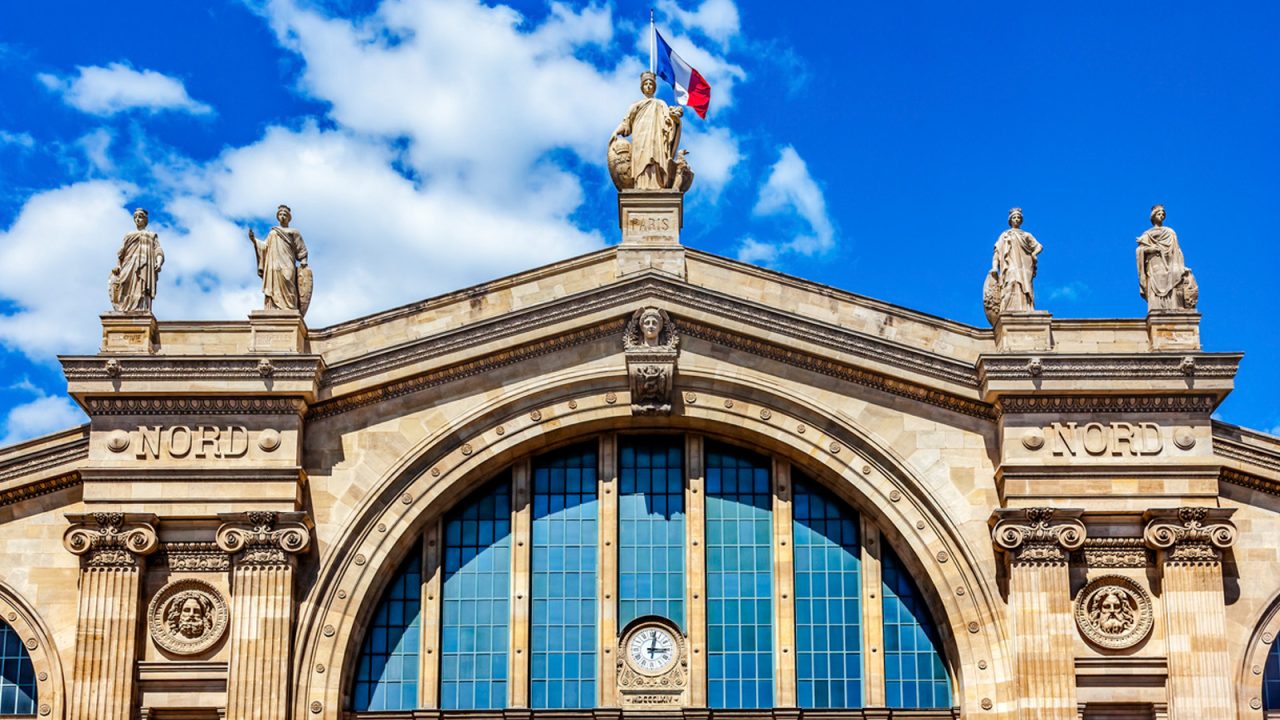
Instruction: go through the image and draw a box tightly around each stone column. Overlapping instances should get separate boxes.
[991,508,1086,720]
[1143,507,1236,719]
[770,460,797,708]
[63,512,159,720]
[216,511,312,720]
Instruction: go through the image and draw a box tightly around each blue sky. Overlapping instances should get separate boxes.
[0,0,1275,444]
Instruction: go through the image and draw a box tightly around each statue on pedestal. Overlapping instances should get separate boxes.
[248,205,312,316]
[1137,204,1198,311]
[609,72,694,193]
[983,208,1042,325]
[108,208,164,313]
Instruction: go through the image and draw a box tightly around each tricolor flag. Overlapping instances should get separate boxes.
[652,25,711,119]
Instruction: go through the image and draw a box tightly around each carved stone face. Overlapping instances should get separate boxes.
[1008,211,1022,229]
[177,598,206,638]
[640,312,663,345]
[134,211,148,230]
[641,77,656,98]
[277,207,291,227]
[1095,591,1131,635]
[1151,206,1165,226]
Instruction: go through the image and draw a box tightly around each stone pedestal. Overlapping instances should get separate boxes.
[992,508,1086,720]
[63,512,159,720]
[1146,311,1200,351]
[1143,507,1236,719]
[100,312,159,353]
[249,310,307,353]
[616,190,685,279]
[995,311,1053,352]
[216,511,312,720]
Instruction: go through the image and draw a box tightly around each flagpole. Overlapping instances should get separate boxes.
[649,9,655,75]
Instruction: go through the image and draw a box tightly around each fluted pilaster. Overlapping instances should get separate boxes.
[217,511,312,720]
[991,507,1085,720]
[1144,507,1236,719]
[63,512,159,720]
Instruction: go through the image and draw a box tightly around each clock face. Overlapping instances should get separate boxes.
[627,626,677,674]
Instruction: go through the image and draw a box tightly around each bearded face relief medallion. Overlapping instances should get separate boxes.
[148,578,229,655]
[1075,575,1153,650]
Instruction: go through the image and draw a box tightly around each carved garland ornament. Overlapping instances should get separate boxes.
[1074,575,1153,650]
[623,307,679,416]
[148,578,229,655]
[991,507,1086,565]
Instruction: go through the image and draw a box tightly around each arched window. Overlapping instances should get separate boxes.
[0,619,36,716]
[1265,638,1280,710]
[351,434,954,715]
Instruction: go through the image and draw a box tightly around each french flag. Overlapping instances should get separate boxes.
[653,28,711,119]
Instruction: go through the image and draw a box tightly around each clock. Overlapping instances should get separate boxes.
[626,625,678,674]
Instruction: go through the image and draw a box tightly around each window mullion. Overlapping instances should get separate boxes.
[598,434,620,707]
[685,434,708,707]
[771,459,798,707]
[420,519,443,708]
[509,458,533,708]
[860,519,886,707]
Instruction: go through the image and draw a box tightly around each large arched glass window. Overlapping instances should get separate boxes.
[351,434,954,715]
[1264,639,1280,711]
[0,619,36,716]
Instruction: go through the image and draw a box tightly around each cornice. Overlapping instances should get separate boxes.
[308,319,626,420]
[60,355,324,382]
[0,435,88,484]
[979,353,1242,382]
[320,275,979,391]
[83,396,306,416]
[1212,421,1280,476]
[1220,467,1280,498]
[0,472,81,509]
[995,394,1217,415]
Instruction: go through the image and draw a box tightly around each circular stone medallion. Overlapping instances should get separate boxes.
[1074,575,1153,650]
[148,578,229,655]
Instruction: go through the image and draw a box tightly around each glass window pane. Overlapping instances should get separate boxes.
[532,442,598,709]
[792,475,862,708]
[352,543,423,712]
[705,442,773,709]
[618,436,686,627]
[441,477,512,710]
[882,544,951,708]
[1265,639,1280,709]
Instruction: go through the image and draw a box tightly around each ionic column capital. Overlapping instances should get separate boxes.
[1143,506,1236,565]
[991,507,1086,565]
[216,511,312,567]
[63,512,159,568]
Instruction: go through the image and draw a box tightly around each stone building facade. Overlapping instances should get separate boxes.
[0,190,1277,720]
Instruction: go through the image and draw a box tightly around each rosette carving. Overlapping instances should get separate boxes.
[1143,507,1236,564]
[216,511,312,567]
[63,512,159,568]
[991,507,1086,565]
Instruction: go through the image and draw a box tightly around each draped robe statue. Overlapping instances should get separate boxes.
[108,208,164,313]
[609,72,693,192]
[984,208,1042,323]
[248,205,311,315]
[1137,205,1198,311]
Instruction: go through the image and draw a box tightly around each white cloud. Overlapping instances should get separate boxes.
[1047,281,1089,302]
[658,0,741,48]
[37,63,212,116]
[0,0,758,366]
[1,386,85,447]
[0,130,34,149]
[737,146,834,263]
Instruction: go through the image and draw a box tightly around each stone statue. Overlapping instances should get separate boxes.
[248,205,312,316]
[609,72,693,192]
[1137,204,1198,311]
[983,208,1042,325]
[108,208,164,313]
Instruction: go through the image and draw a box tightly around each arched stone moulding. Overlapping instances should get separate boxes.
[293,368,1013,719]
[1237,588,1280,718]
[0,582,66,720]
